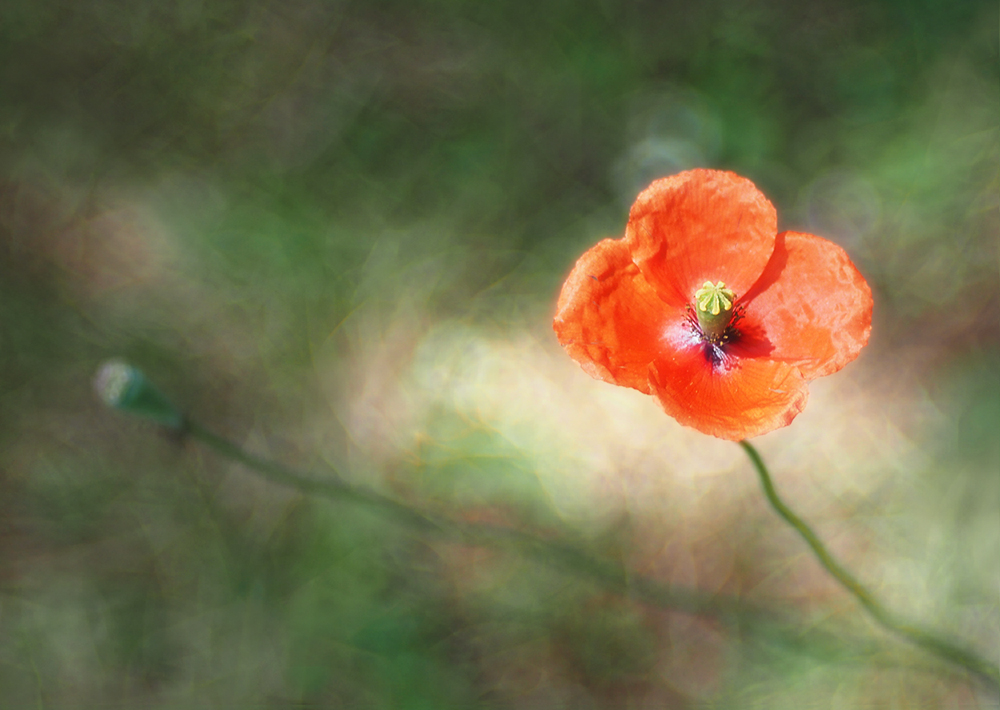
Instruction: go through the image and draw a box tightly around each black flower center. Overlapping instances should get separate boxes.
[686,281,746,367]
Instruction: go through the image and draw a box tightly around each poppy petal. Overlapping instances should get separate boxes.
[741,231,873,380]
[625,169,777,306]
[554,237,683,394]
[650,346,810,440]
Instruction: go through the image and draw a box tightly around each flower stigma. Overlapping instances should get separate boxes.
[685,280,746,368]
[694,281,736,341]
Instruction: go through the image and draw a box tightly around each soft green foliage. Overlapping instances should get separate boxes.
[0,0,997,706]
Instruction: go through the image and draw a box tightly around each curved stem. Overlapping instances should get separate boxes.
[179,417,879,662]
[182,418,746,619]
[740,440,999,690]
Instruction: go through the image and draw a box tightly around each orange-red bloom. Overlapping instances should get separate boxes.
[554,169,873,440]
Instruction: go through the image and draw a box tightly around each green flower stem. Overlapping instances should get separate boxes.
[180,418,948,672]
[95,360,994,682]
[95,361,752,622]
[184,419,446,536]
[183,417,749,620]
[740,440,999,689]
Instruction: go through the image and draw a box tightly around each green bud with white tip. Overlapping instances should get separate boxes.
[94,359,184,429]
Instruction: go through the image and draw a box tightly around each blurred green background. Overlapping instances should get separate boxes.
[1,0,997,707]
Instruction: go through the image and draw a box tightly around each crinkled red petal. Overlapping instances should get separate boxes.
[741,231,873,380]
[625,169,777,306]
[650,343,810,440]
[554,237,683,394]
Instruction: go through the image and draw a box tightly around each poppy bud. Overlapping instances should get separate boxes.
[93,359,184,429]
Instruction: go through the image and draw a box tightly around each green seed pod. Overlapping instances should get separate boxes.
[694,280,736,343]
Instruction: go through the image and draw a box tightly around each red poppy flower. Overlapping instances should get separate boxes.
[554,169,873,440]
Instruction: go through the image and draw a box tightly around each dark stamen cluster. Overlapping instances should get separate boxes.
[685,304,746,367]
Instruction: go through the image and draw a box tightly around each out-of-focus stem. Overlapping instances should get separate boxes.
[185,419,446,535]
[95,357,984,678]
[183,417,751,621]
[739,440,999,690]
